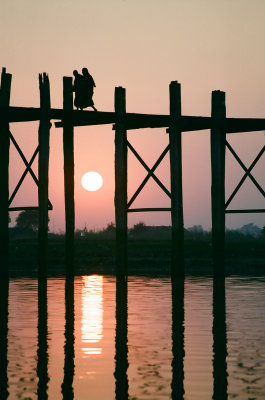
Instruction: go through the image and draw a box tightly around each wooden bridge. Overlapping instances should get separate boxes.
[1,67,265,275]
[5,105,265,133]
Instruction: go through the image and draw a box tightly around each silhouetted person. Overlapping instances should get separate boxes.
[73,70,84,110]
[82,67,97,111]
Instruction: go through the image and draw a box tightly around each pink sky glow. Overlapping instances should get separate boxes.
[2,0,265,232]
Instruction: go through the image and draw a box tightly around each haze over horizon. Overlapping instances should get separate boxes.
[1,0,265,232]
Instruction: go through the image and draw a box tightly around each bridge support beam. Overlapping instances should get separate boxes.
[0,68,12,274]
[38,73,51,274]
[63,77,75,274]
[114,87,127,275]
[169,81,184,275]
[211,90,226,274]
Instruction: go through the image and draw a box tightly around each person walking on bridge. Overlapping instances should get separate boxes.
[73,70,84,110]
[82,67,97,112]
[73,68,97,111]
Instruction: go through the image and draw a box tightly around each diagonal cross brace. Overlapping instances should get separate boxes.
[9,144,39,205]
[8,130,52,209]
[225,140,265,208]
[127,140,171,209]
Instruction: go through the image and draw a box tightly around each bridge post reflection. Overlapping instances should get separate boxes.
[0,277,9,400]
[171,275,185,400]
[212,273,228,400]
[37,276,49,399]
[61,275,75,399]
[114,275,129,399]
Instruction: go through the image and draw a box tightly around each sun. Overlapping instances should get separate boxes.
[81,171,103,192]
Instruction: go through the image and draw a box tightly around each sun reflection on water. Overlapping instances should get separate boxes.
[81,275,103,356]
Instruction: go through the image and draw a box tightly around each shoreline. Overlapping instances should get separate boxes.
[6,237,265,277]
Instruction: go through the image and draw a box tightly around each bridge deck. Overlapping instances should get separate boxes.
[1,106,265,133]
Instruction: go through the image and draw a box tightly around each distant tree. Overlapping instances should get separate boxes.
[99,222,116,239]
[15,210,50,232]
[187,225,204,233]
[262,226,265,236]
[104,222,116,233]
[130,222,147,236]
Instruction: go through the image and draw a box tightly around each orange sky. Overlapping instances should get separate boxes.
[2,0,265,231]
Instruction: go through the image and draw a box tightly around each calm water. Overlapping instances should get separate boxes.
[0,274,265,399]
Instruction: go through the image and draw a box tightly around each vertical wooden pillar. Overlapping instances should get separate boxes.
[114,276,128,398]
[61,276,75,397]
[0,277,9,399]
[171,275,185,398]
[212,275,228,399]
[38,73,51,273]
[114,87,127,274]
[0,68,12,273]
[169,81,184,274]
[211,91,226,273]
[37,276,49,398]
[63,77,75,273]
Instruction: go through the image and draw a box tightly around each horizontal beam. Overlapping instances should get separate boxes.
[127,207,171,212]
[225,118,265,133]
[9,206,40,211]
[2,106,265,133]
[225,209,265,214]
[9,204,53,211]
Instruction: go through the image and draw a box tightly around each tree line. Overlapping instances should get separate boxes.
[10,209,265,241]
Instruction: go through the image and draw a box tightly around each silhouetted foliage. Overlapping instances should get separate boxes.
[15,210,49,232]
[105,222,116,233]
[130,222,147,237]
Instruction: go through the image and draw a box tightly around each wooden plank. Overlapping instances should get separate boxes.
[114,87,127,274]
[0,68,12,273]
[226,118,265,133]
[127,208,171,212]
[169,81,184,274]
[63,77,75,273]
[9,206,40,211]
[38,73,51,274]
[4,105,265,133]
[225,208,265,214]
[211,90,226,273]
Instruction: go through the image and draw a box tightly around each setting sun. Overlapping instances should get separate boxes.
[81,171,103,192]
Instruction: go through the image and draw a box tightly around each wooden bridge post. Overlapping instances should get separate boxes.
[63,77,75,273]
[211,91,226,273]
[38,73,51,273]
[61,276,75,397]
[114,276,128,397]
[0,277,9,398]
[0,68,12,273]
[169,81,184,274]
[114,87,127,274]
[212,275,228,398]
